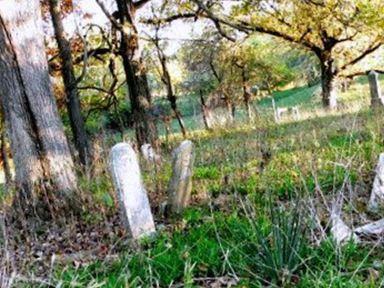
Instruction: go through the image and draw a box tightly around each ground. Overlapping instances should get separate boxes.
[4,76,384,287]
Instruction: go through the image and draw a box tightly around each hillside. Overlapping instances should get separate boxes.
[24,78,384,287]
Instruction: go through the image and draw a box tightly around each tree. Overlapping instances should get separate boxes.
[0,0,77,211]
[95,0,158,148]
[151,26,187,137]
[179,31,237,123]
[168,0,384,109]
[48,0,91,166]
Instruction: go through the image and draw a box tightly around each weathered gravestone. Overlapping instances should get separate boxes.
[141,143,160,164]
[368,70,384,108]
[168,140,195,214]
[110,143,156,239]
[368,153,384,212]
[291,106,300,121]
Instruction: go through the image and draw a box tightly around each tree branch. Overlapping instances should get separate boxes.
[340,41,383,71]
[73,48,112,65]
[133,0,151,9]
[342,70,384,79]
[141,13,197,25]
[191,0,319,51]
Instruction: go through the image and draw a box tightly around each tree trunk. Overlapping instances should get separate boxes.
[320,57,338,109]
[0,0,77,207]
[49,0,91,167]
[223,93,234,124]
[242,69,253,121]
[115,0,158,148]
[199,90,212,130]
[231,104,236,120]
[158,50,187,137]
[244,99,252,121]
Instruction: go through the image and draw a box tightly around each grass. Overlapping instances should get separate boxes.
[51,207,384,287]
[258,84,320,109]
[8,77,384,287]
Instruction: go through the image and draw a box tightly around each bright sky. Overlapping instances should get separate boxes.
[61,0,205,55]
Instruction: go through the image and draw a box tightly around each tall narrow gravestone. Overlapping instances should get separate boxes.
[368,70,384,108]
[168,140,195,214]
[110,143,155,239]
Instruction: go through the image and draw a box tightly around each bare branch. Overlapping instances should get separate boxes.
[141,12,197,25]
[340,41,383,71]
[342,70,384,79]
[133,0,151,9]
[191,0,320,51]
[73,48,112,65]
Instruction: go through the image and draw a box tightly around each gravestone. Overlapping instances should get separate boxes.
[140,143,160,163]
[291,106,300,121]
[368,153,384,212]
[368,70,384,108]
[109,143,155,239]
[276,107,288,122]
[168,140,195,214]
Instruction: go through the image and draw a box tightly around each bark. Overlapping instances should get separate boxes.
[0,0,77,206]
[48,0,91,166]
[320,54,338,109]
[115,0,158,148]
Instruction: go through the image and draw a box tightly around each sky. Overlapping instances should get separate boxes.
[60,0,205,55]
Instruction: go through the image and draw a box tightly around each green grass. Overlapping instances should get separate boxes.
[17,78,384,287]
[48,108,384,287]
[51,205,384,287]
[258,84,320,109]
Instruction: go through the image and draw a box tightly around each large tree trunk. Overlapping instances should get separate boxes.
[49,0,91,166]
[320,56,338,109]
[0,0,77,207]
[115,0,158,148]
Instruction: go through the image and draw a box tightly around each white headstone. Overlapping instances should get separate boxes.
[276,107,288,122]
[168,140,195,214]
[110,143,155,239]
[291,106,300,121]
[368,153,384,212]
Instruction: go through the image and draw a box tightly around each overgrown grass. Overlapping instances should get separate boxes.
[45,108,384,287]
[51,205,384,287]
[11,78,384,287]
